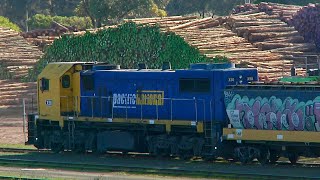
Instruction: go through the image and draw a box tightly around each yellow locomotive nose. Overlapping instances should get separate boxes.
[37,62,86,127]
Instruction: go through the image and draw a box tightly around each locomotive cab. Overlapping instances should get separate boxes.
[37,63,85,127]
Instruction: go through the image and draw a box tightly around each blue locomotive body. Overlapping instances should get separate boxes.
[79,63,258,123]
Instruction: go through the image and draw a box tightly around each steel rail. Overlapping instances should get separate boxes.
[0,148,319,179]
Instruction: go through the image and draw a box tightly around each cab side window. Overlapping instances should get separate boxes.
[179,78,210,93]
[62,75,70,88]
[40,78,50,91]
[83,75,94,91]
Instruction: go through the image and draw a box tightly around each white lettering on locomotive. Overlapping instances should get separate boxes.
[112,91,164,108]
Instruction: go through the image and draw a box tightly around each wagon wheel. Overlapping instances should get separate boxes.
[238,151,249,165]
[288,153,299,164]
[237,147,254,165]
[257,149,270,165]
[269,151,280,164]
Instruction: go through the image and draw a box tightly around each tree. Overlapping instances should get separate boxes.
[0,16,21,31]
[0,0,81,30]
[166,0,244,16]
[209,0,244,15]
[75,0,167,27]
[253,0,319,5]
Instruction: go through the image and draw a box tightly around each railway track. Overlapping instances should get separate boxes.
[0,147,319,179]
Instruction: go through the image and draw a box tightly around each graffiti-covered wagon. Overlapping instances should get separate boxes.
[223,85,320,164]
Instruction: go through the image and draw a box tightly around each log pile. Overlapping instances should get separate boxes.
[232,3,320,50]
[0,27,43,80]
[21,3,320,81]
[232,2,302,18]
[232,3,258,14]
[128,15,308,81]
[21,21,78,38]
[228,11,319,74]
[22,21,78,50]
[0,27,41,112]
[290,4,320,50]
[0,80,37,113]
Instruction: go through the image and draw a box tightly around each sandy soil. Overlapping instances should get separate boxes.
[0,108,26,144]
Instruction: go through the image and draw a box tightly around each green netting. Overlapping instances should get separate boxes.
[280,76,320,83]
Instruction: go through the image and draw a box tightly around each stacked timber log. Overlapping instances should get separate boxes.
[22,6,320,81]
[228,11,318,74]
[232,2,302,18]
[290,4,320,50]
[0,27,41,113]
[128,16,307,80]
[0,80,37,113]
[232,3,258,14]
[21,21,78,38]
[22,21,78,50]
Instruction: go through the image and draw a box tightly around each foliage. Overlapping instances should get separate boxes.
[0,0,81,30]
[253,0,319,5]
[0,16,21,32]
[27,22,228,81]
[166,0,244,16]
[28,14,93,30]
[75,0,167,27]
[0,63,12,80]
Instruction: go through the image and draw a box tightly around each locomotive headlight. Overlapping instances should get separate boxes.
[215,147,217,150]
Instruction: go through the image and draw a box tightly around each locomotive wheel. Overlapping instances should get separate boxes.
[73,144,86,153]
[155,148,170,158]
[288,153,299,164]
[202,155,215,162]
[51,143,64,153]
[178,150,192,160]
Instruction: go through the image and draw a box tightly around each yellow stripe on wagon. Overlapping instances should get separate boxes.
[223,128,320,143]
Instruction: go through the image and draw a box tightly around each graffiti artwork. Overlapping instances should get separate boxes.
[225,93,320,131]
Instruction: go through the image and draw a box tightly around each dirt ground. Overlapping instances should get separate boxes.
[0,108,26,144]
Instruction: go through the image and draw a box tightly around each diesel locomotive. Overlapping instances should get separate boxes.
[27,62,320,164]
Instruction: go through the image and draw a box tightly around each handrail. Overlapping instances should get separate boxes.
[62,95,208,122]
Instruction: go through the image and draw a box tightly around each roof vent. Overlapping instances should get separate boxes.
[138,63,148,70]
[162,62,171,70]
[190,63,235,70]
[92,64,120,70]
